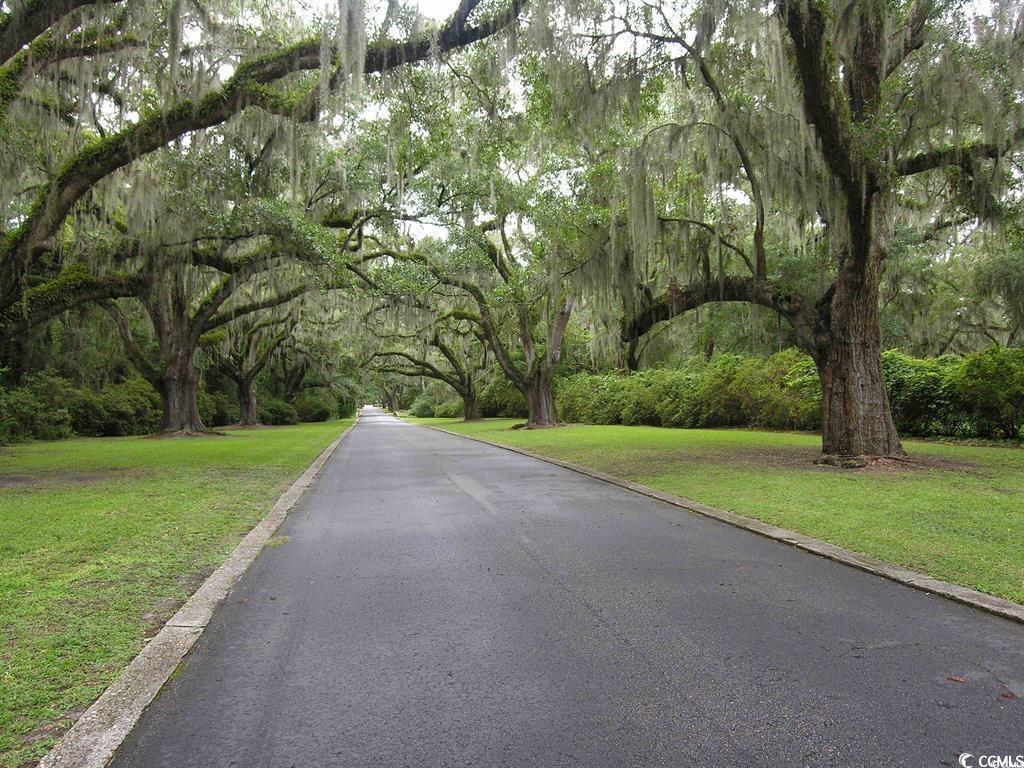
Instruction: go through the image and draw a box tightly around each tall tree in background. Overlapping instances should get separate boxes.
[207,312,298,426]
[353,56,600,427]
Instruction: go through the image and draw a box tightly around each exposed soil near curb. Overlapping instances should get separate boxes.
[582,445,980,477]
[0,469,153,489]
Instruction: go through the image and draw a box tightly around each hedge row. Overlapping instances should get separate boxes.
[558,347,1024,439]
[0,375,163,443]
[557,349,820,431]
[0,375,349,443]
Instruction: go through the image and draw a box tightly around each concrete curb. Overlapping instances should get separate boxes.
[39,414,361,768]
[413,421,1024,626]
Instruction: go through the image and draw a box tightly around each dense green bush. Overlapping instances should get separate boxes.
[71,378,162,436]
[336,394,358,418]
[735,349,821,431]
[293,391,335,422]
[0,374,167,442]
[881,351,963,436]
[477,374,528,418]
[433,397,465,418]
[557,350,821,431]
[408,391,437,418]
[954,347,1024,439]
[198,390,240,428]
[401,386,466,418]
[258,397,299,425]
[627,367,701,427]
[556,373,627,424]
[0,383,73,443]
[557,347,1024,440]
[692,355,750,427]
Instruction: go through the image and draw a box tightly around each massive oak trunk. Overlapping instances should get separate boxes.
[158,350,205,434]
[462,379,480,421]
[816,207,903,459]
[524,367,557,428]
[774,0,909,461]
[238,378,258,426]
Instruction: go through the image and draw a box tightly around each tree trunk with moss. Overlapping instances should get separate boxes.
[158,350,206,433]
[462,378,480,421]
[237,377,258,426]
[523,366,557,428]
[814,207,902,459]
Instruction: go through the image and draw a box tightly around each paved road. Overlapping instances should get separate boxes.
[111,408,1023,767]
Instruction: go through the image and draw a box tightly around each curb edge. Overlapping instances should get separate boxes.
[39,413,361,768]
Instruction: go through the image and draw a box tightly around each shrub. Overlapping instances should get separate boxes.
[953,347,1024,439]
[0,386,73,443]
[881,351,962,436]
[618,369,664,425]
[779,353,823,431]
[106,379,163,434]
[556,373,631,424]
[0,390,17,444]
[652,368,703,427]
[434,397,465,418]
[197,390,240,428]
[553,350,822,431]
[258,397,298,425]
[71,378,162,436]
[408,391,438,418]
[736,349,821,431]
[0,374,74,443]
[693,354,749,427]
[293,391,334,422]
[336,394,358,418]
[66,387,110,437]
[557,368,697,427]
[478,375,528,418]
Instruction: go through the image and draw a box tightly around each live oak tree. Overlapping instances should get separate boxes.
[352,57,594,427]
[71,137,348,434]
[206,311,299,425]
[6,0,1022,453]
[573,0,1024,459]
[101,205,342,433]
[367,225,581,427]
[258,295,368,409]
[368,317,487,421]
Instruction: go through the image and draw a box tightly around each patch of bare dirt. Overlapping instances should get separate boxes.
[19,706,88,758]
[818,453,982,474]
[145,429,229,439]
[600,445,980,476]
[0,475,35,487]
[140,568,214,638]
[0,468,152,489]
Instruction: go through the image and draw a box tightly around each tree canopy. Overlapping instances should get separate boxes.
[1,0,1022,457]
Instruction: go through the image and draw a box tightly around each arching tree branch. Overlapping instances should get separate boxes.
[0,0,126,65]
[0,0,525,312]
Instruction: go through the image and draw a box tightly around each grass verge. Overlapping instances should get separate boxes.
[0,420,351,767]
[409,418,1024,606]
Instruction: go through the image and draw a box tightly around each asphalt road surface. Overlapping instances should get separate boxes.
[110,407,1024,767]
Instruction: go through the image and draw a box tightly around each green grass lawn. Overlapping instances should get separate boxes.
[0,420,350,768]
[410,417,1024,606]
